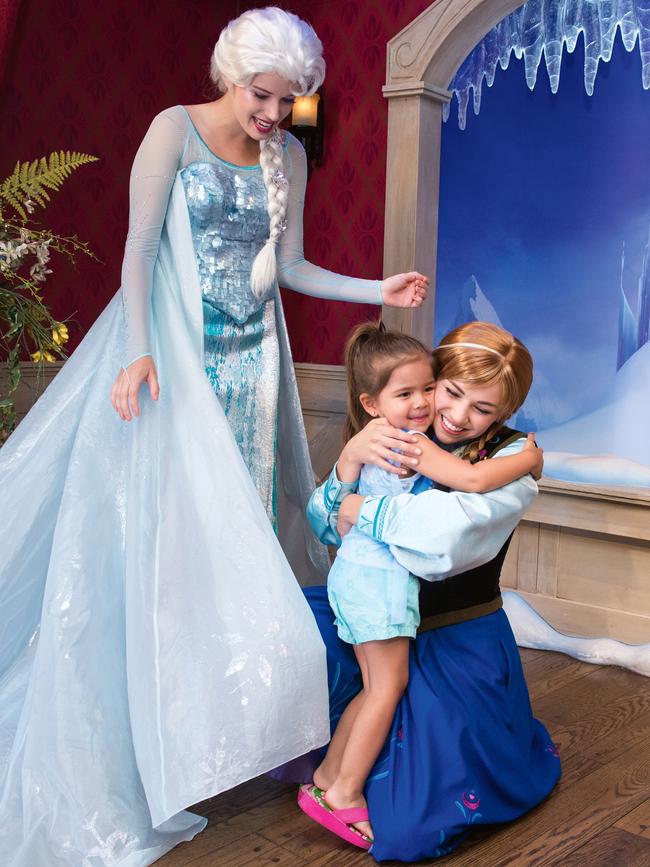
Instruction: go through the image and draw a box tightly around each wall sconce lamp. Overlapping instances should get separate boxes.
[289,92,323,172]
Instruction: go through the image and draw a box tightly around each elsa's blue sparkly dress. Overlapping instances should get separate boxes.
[0,106,382,865]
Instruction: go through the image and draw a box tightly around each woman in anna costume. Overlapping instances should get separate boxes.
[291,320,561,861]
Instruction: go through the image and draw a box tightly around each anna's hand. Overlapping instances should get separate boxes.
[381,272,429,308]
[337,494,364,538]
[337,417,423,480]
[523,432,544,481]
[110,356,160,421]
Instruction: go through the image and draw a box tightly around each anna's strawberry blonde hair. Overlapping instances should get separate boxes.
[343,321,434,443]
[433,321,533,462]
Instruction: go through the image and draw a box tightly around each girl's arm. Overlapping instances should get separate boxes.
[416,433,542,493]
[307,421,425,544]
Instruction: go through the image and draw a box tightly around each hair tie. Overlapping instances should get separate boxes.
[272,169,288,189]
[436,341,504,358]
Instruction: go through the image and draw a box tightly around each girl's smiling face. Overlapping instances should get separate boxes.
[432,378,504,444]
[361,357,436,433]
[231,72,296,139]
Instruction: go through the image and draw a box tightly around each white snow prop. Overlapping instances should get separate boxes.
[542,452,650,488]
[503,591,650,677]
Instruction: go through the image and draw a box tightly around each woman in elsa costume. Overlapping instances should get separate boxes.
[0,7,426,866]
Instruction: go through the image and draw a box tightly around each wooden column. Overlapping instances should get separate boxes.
[381,82,449,348]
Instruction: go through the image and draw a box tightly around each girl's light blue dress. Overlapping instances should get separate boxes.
[0,106,383,866]
[328,463,432,643]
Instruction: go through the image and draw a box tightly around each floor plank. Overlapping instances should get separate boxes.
[523,653,597,702]
[557,827,650,867]
[616,799,650,839]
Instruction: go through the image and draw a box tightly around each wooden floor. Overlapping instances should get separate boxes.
[159,649,650,866]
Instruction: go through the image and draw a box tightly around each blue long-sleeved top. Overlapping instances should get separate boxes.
[306,436,537,582]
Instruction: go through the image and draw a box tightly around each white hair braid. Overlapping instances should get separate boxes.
[250,129,289,297]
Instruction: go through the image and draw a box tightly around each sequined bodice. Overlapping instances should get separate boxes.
[181,161,273,323]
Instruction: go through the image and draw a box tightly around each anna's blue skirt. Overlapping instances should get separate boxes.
[286,587,561,862]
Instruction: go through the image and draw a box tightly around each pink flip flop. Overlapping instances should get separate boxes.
[297,784,373,850]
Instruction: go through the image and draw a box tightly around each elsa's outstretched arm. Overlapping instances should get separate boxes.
[111,107,188,420]
[277,136,427,308]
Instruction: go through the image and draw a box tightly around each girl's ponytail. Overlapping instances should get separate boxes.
[342,321,432,444]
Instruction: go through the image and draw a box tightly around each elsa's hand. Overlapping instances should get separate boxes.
[338,417,424,480]
[110,356,160,421]
[381,272,429,308]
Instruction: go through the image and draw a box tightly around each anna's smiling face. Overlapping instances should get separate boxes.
[431,377,505,444]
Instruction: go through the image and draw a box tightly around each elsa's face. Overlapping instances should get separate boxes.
[432,378,504,444]
[231,72,296,140]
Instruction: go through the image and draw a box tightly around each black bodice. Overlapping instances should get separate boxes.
[418,425,523,619]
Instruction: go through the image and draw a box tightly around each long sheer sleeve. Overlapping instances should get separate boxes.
[277,135,383,305]
[121,107,189,366]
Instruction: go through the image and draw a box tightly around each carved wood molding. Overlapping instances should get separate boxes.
[386,0,524,89]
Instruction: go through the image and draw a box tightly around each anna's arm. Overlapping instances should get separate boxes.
[415,433,542,493]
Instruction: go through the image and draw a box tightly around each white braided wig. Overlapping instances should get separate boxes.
[211,7,326,297]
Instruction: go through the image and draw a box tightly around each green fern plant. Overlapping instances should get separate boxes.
[1,151,97,444]
[0,151,98,221]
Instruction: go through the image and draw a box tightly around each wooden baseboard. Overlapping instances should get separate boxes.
[0,361,64,420]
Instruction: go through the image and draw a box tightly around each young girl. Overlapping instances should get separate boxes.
[299,322,542,847]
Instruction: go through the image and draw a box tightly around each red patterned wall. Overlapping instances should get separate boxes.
[0,0,238,352]
[0,0,433,364]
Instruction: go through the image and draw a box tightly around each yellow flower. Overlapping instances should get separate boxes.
[52,323,69,345]
[31,350,57,363]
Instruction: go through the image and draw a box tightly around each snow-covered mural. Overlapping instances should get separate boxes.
[435,0,650,487]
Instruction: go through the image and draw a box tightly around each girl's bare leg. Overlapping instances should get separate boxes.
[313,650,370,791]
[324,638,409,839]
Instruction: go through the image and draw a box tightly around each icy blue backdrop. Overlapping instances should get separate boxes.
[435,0,650,484]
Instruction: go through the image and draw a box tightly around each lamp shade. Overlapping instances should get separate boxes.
[291,94,320,127]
